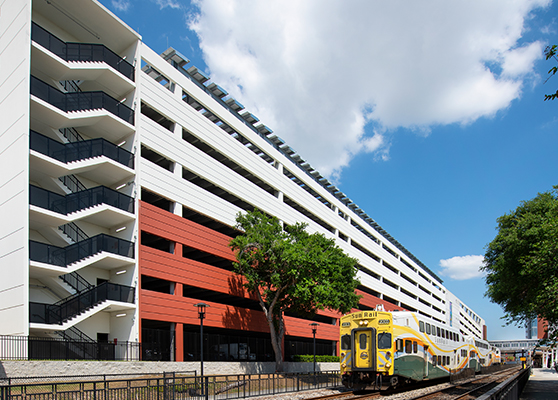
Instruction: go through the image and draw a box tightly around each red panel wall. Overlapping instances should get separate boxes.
[139,201,349,348]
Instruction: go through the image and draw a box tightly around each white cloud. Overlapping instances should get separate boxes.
[111,0,130,11]
[188,0,549,179]
[155,0,181,9]
[439,255,486,280]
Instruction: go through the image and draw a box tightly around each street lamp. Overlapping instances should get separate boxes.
[194,303,209,393]
[310,323,319,375]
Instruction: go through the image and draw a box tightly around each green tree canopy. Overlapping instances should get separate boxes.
[544,45,558,101]
[229,209,361,371]
[483,186,558,339]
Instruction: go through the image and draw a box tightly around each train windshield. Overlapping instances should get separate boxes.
[377,332,392,349]
[341,334,351,350]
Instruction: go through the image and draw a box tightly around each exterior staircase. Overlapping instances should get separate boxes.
[29,281,135,326]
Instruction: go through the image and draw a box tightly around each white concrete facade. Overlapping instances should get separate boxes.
[0,0,141,344]
[0,0,486,352]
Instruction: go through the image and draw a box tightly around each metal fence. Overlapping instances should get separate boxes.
[480,363,516,375]
[0,371,341,400]
[0,336,141,361]
[476,366,531,400]
[450,363,517,384]
[450,367,475,383]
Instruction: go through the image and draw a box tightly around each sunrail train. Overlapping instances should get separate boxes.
[339,307,500,390]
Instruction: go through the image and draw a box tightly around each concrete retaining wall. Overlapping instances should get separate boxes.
[0,361,340,378]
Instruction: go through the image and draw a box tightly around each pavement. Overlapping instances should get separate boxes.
[520,368,558,400]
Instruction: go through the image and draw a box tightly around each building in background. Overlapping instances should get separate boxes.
[0,0,486,361]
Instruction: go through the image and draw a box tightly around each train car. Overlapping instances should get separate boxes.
[465,337,501,371]
[339,308,499,390]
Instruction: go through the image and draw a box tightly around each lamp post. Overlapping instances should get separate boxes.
[310,323,319,375]
[194,303,209,393]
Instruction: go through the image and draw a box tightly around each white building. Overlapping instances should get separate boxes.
[0,0,486,361]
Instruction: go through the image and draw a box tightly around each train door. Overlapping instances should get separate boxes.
[353,329,376,370]
[423,345,429,378]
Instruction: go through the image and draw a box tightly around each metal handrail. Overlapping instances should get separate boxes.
[30,75,134,125]
[30,185,135,215]
[30,130,134,169]
[30,282,135,324]
[32,21,135,82]
[29,234,135,267]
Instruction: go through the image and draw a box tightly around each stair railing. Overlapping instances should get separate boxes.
[29,282,135,324]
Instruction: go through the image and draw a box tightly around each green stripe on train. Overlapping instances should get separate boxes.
[394,355,449,380]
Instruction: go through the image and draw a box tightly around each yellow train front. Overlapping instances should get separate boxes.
[339,310,395,391]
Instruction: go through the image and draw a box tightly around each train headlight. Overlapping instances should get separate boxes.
[385,362,391,369]
[341,352,345,357]
[364,320,369,325]
[342,363,346,368]
[359,321,364,326]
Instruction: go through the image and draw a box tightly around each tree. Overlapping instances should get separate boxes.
[544,45,558,101]
[229,209,361,372]
[482,186,558,341]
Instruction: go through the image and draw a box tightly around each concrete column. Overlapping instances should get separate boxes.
[175,322,184,362]
[174,121,182,137]
[174,161,182,178]
[175,243,183,259]
[173,201,182,217]
[174,83,183,100]
[175,282,183,296]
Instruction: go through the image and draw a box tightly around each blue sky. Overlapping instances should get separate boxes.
[101,0,558,340]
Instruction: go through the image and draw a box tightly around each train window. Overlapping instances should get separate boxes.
[437,327,441,336]
[405,340,412,353]
[461,349,467,357]
[359,333,368,350]
[396,339,404,352]
[413,341,418,353]
[419,321,425,332]
[378,332,392,349]
[437,355,442,365]
[470,351,475,358]
[426,323,431,334]
[341,334,351,350]
[432,354,437,366]
[441,329,445,339]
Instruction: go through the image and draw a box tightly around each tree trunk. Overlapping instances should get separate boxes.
[267,312,285,372]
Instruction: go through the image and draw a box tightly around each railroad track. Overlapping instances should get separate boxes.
[303,390,381,400]
[406,366,522,399]
[303,367,522,400]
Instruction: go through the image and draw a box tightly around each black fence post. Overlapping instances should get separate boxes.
[204,376,209,400]
[104,374,108,400]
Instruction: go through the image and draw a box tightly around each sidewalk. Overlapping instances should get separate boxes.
[520,368,558,399]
